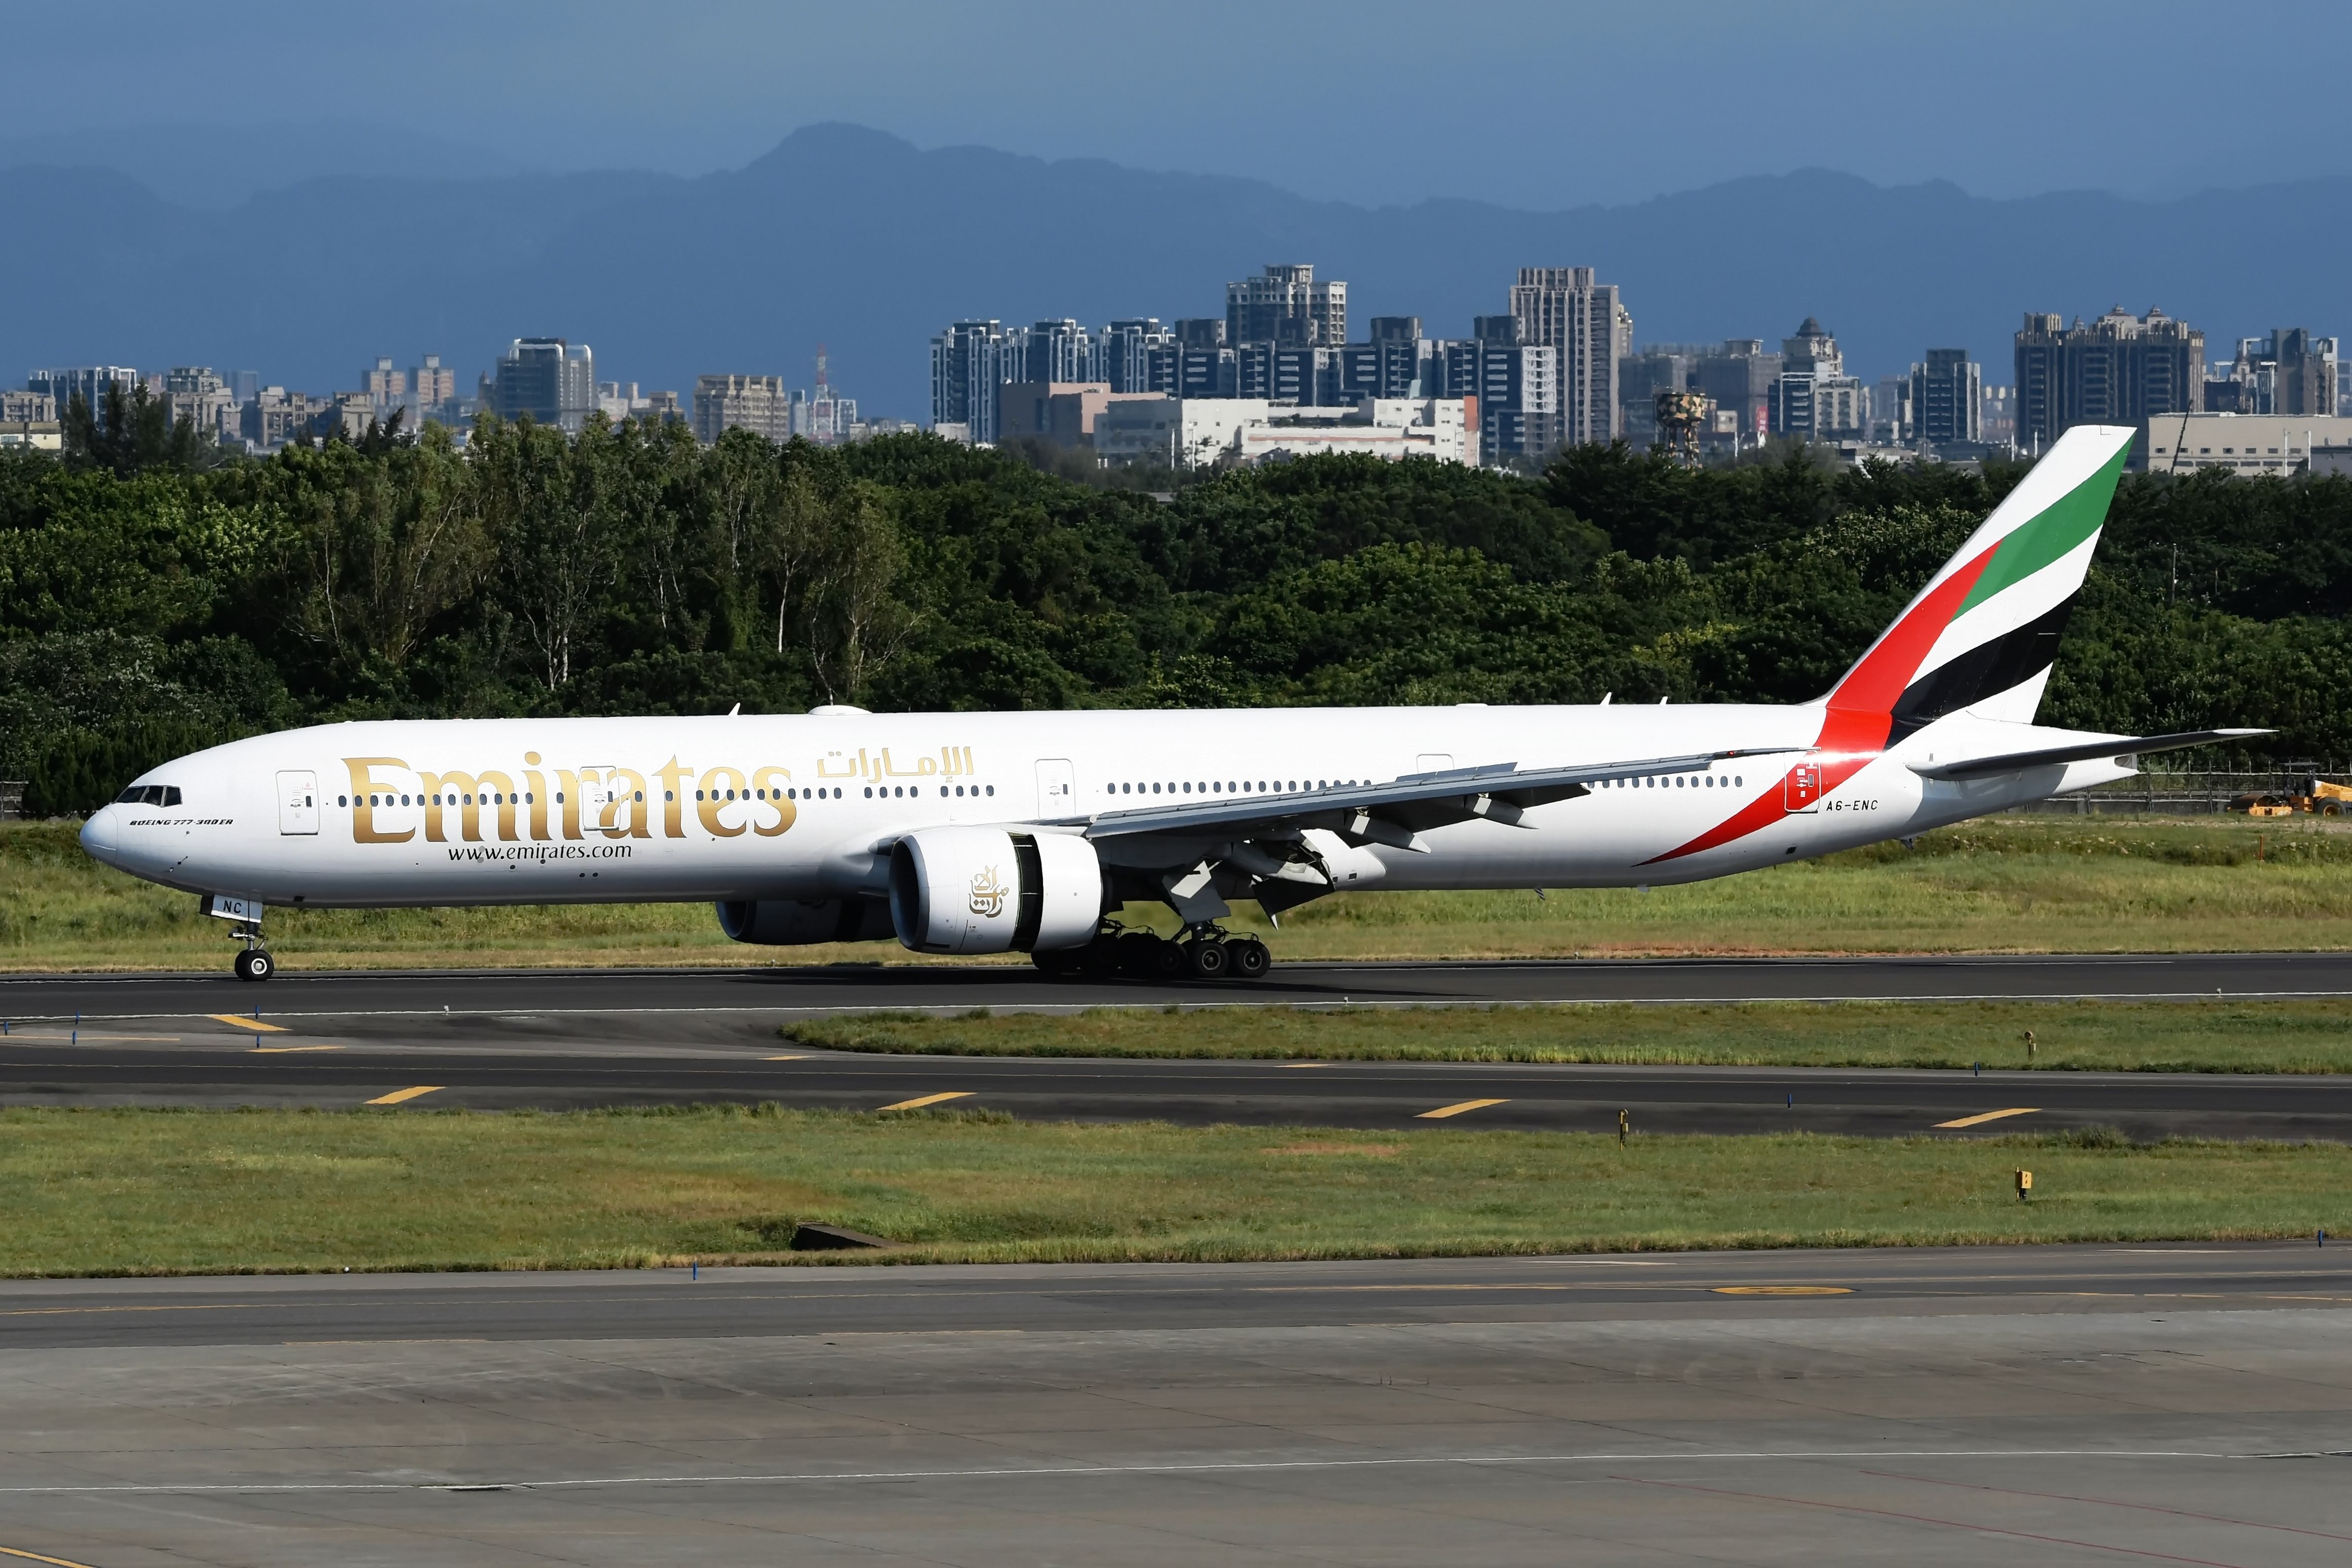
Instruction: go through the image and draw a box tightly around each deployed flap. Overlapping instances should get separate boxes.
[1909,728,2270,780]
[1076,750,1801,843]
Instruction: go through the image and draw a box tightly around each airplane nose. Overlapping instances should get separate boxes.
[80,805,120,860]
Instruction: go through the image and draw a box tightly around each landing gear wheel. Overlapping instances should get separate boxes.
[1231,937,1271,979]
[1152,938,1188,980]
[1187,938,1230,980]
[232,948,276,982]
[1030,948,1083,975]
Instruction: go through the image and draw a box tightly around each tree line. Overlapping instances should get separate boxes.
[4,410,2349,816]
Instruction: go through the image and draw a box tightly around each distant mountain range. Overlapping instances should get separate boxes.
[4,123,2346,421]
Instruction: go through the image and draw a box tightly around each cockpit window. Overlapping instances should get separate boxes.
[112,785,181,807]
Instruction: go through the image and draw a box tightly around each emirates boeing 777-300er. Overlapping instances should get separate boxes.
[81,423,2258,982]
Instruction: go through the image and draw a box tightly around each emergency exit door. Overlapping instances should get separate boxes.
[277,770,319,834]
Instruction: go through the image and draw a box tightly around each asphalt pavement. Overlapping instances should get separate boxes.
[3,954,2348,1137]
[6,1246,2351,1565]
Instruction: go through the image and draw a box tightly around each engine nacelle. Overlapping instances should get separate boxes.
[715,897,895,946]
[888,828,1104,954]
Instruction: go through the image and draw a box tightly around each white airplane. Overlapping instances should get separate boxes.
[81,423,2256,983]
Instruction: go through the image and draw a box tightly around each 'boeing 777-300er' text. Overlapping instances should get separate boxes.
[81,423,2258,982]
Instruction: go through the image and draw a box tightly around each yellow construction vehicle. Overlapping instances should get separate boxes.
[2227,777,2352,816]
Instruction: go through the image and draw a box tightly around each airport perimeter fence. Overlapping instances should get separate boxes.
[2016,767,2352,816]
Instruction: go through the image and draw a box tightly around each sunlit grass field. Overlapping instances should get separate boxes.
[791,998,2352,1074]
[7,814,2351,972]
[0,1106,2342,1276]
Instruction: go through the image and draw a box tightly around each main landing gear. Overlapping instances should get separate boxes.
[1032,926,1272,983]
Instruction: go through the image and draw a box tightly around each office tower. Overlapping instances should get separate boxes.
[228,370,260,405]
[1226,263,1346,347]
[1618,346,1701,447]
[1690,340,1780,441]
[1508,266,1622,445]
[492,338,597,433]
[930,320,1007,437]
[2014,307,2204,450]
[692,375,794,443]
[2273,329,2338,418]
[1910,348,1983,444]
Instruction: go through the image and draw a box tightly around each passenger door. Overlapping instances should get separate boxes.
[1784,761,1822,813]
[277,770,318,835]
[1035,758,1076,819]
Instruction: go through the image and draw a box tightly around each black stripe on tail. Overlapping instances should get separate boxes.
[1887,596,2074,744]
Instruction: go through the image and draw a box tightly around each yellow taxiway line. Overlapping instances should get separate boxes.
[365,1085,445,1106]
[253,1045,344,1053]
[1417,1098,1509,1120]
[208,1013,291,1033]
[1936,1107,2041,1129]
[878,1091,974,1111]
[0,1545,108,1568]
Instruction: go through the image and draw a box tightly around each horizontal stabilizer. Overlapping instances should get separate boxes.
[1909,729,2272,781]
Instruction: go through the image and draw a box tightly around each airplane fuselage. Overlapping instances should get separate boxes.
[79,703,2124,912]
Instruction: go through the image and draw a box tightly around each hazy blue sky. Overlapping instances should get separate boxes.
[7,1,2345,209]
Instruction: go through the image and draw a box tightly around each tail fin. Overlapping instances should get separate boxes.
[1818,422,2133,753]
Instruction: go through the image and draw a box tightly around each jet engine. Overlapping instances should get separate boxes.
[888,828,1104,955]
[715,897,895,946]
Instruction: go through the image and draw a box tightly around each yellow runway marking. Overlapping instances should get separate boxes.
[1417,1098,1509,1119]
[0,1544,107,1568]
[253,1045,344,1054]
[1279,1063,1330,1069]
[1712,1285,1854,1296]
[1936,1107,2041,1129]
[764,1054,809,1061]
[208,1013,290,1033]
[366,1085,444,1106]
[878,1091,974,1111]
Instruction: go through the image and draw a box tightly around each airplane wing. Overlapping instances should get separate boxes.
[1908,728,2270,781]
[1072,750,1803,847]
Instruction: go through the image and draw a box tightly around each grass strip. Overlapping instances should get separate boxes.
[12,815,2352,971]
[0,1106,2345,1276]
[789,999,2352,1075]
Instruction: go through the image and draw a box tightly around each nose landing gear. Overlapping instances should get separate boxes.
[232,947,277,983]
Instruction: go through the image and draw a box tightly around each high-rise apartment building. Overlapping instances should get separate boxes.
[365,357,406,419]
[2015,307,2204,450]
[163,367,236,445]
[1102,319,1174,395]
[28,366,140,419]
[692,374,794,444]
[1508,266,1622,446]
[1910,348,1983,445]
[1434,336,1558,464]
[411,354,457,423]
[1769,319,1866,442]
[1226,264,1346,347]
[492,338,597,432]
[930,320,1008,438]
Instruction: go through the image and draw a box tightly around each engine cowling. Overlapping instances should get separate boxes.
[888,828,1104,954]
[715,897,895,946]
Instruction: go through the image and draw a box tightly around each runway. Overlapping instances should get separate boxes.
[5,1245,2350,1564]
[9,949,2352,1020]
[4,954,2350,1137]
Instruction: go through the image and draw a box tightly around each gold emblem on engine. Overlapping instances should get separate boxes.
[968,865,1009,918]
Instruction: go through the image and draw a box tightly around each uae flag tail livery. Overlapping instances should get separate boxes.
[1651,422,2260,865]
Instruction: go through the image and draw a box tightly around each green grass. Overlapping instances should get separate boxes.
[787,999,2352,1074]
[0,1106,2343,1276]
[10,814,2352,971]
